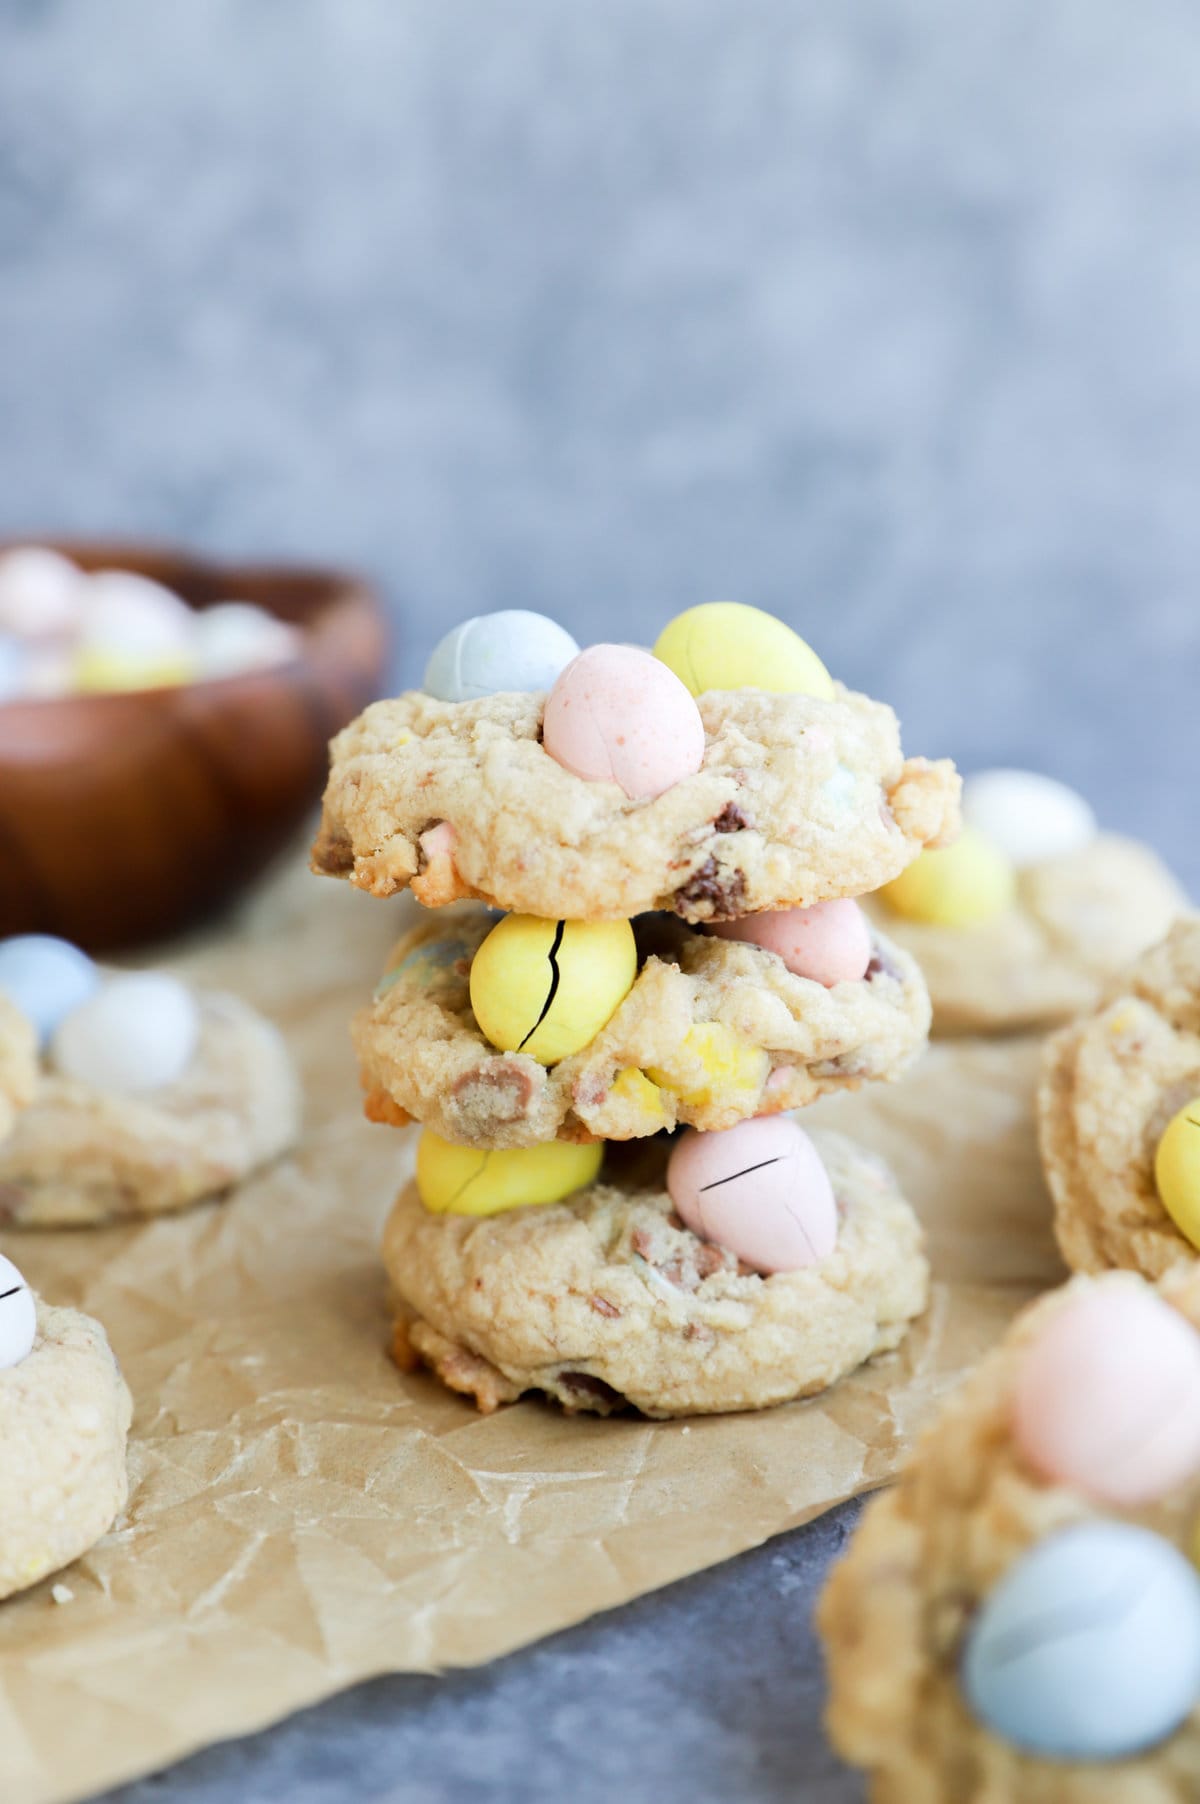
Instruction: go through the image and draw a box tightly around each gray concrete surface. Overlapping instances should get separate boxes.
[2,1,1198,1798]
[94,1507,862,1804]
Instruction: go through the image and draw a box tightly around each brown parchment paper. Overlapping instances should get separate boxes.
[0,858,1066,1804]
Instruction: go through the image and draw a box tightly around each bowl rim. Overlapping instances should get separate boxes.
[0,533,388,716]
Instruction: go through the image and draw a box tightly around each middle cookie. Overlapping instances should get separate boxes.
[355,902,931,1146]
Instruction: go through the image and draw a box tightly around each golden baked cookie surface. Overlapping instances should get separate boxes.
[357,904,931,1146]
[0,1299,131,1601]
[313,685,960,922]
[1038,917,1200,1277]
[383,1129,928,1418]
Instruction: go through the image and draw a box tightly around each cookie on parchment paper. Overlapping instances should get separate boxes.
[384,1129,928,1419]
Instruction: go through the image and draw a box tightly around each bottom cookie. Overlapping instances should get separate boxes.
[382,1129,929,1418]
[818,1270,1200,1803]
[1,1296,132,1601]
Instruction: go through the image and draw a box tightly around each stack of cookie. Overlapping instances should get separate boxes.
[313,601,962,1418]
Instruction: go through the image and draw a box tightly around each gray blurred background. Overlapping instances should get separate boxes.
[2,2,1196,1799]
[2,0,1197,879]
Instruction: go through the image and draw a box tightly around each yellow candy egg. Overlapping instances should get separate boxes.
[877,828,1016,927]
[415,1132,603,1217]
[1156,1099,1200,1251]
[652,601,834,700]
[469,914,637,1066]
[646,1021,770,1109]
[73,650,194,693]
[608,1067,670,1129]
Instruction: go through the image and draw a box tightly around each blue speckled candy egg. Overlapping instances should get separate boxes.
[423,611,580,702]
[0,634,27,703]
[962,1521,1200,1761]
[0,935,99,1048]
[374,936,472,1000]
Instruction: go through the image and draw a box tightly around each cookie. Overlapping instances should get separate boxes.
[383,1129,928,1417]
[0,1295,131,1600]
[869,834,1186,1035]
[0,989,301,1226]
[1038,917,1200,1280]
[311,686,960,923]
[819,1271,1200,1802]
[356,904,931,1146]
[0,996,36,1142]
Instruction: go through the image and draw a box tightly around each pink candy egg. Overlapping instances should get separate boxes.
[542,645,705,800]
[708,899,872,987]
[1012,1286,1200,1506]
[666,1116,838,1274]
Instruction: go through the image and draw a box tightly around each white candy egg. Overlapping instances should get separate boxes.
[194,602,300,679]
[0,1254,36,1371]
[52,972,200,1093]
[0,935,99,1047]
[0,547,85,638]
[80,570,195,655]
[962,769,1096,869]
[424,611,580,701]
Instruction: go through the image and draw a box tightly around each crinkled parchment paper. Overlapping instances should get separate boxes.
[0,858,1064,1804]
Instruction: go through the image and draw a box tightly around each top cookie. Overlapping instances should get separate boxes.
[0,996,36,1142]
[312,684,959,922]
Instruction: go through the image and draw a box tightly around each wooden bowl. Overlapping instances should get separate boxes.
[0,539,389,951]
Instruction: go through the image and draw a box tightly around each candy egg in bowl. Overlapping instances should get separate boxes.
[0,539,388,950]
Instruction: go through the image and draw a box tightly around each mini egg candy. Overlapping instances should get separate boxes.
[0,935,99,1048]
[0,1254,36,1371]
[375,934,473,1000]
[416,1131,603,1217]
[1156,1099,1200,1250]
[607,1067,670,1130]
[962,769,1097,869]
[73,650,195,694]
[469,914,637,1065]
[194,601,301,679]
[1012,1286,1200,1505]
[877,827,1016,927]
[961,1522,1200,1760]
[52,972,200,1093]
[708,900,872,987]
[542,645,705,800]
[0,546,84,638]
[74,570,196,692]
[424,611,581,702]
[646,1021,769,1109]
[653,601,834,700]
[666,1116,837,1274]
